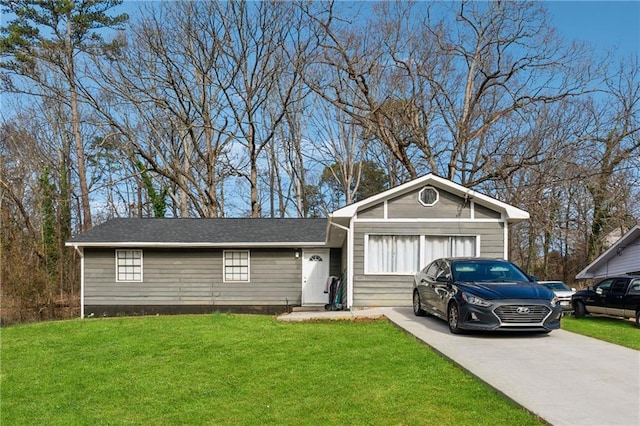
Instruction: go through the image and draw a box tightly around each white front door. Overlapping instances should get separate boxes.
[302,249,330,305]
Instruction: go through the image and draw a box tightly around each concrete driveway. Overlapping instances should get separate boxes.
[280,307,640,426]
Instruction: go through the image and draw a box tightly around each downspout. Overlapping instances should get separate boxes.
[502,214,509,260]
[329,220,353,310]
[73,245,85,318]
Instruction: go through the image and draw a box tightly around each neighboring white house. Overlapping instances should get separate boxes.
[576,225,640,280]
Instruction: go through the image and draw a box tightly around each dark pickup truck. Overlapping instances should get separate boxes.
[572,276,640,327]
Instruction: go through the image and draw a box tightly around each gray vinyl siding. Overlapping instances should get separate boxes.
[359,204,384,219]
[84,247,303,307]
[387,188,471,219]
[475,203,502,219]
[591,241,640,277]
[351,221,505,307]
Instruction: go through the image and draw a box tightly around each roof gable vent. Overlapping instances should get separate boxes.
[418,186,439,207]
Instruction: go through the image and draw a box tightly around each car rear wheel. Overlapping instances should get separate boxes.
[413,291,426,316]
[448,302,463,334]
[573,300,586,318]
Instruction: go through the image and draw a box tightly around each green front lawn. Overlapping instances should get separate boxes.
[2,314,543,425]
[561,315,639,350]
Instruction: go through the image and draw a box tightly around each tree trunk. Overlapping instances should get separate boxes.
[66,15,91,230]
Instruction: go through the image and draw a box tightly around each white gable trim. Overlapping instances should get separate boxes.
[354,218,505,224]
[330,174,528,222]
[576,225,640,279]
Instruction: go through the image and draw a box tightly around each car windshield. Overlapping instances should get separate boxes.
[452,260,530,283]
[541,282,570,291]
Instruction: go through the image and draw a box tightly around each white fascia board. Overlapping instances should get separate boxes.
[330,173,529,222]
[353,218,505,223]
[575,225,640,279]
[65,241,326,248]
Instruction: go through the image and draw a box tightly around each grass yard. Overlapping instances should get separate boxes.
[2,314,544,425]
[561,315,640,350]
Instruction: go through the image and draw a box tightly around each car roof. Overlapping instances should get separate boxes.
[444,257,512,263]
[597,276,639,280]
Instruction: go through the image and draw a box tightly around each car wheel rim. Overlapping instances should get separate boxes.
[449,305,458,329]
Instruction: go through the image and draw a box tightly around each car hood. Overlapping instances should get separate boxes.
[457,281,554,300]
[551,290,575,298]
[572,289,594,297]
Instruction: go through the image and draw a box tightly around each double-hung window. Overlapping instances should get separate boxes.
[116,250,143,282]
[223,250,250,282]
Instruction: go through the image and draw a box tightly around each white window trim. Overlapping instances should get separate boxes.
[223,250,251,283]
[115,249,143,282]
[418,186,439,207]
[364,234,480,275]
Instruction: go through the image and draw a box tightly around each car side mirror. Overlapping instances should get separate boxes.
[595,288,603,295]
[529,275,538,281]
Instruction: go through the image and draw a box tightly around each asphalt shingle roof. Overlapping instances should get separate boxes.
[67,218,328,245]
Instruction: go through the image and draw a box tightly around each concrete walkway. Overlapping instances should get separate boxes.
[278,307,640,426]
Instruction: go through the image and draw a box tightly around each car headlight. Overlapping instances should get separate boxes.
[550,296,559,307]
[462,292,492,307]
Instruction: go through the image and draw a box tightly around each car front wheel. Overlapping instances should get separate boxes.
[573,300,586,318]
[448,302,463,334]
[635,311,640,328]
[413,290,426,316]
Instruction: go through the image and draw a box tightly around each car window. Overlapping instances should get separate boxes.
[425,263,439,279]
[452,260,529,282]
[439,261,452,281]
[594,279,614,294]
[543,282,570,291]
[610,280,628,294]
[628,279,640,295]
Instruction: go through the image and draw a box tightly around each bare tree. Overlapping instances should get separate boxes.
[1,0,128,230]
[208,1,310,217]
[308,97,369,210]
[302,1,593,188]
[89,2,235,217]
[0,104,80,322]
[90,1,312,218]
[579,57,640,261]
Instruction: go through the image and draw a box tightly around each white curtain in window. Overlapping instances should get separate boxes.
[423,236,450,266]
[452,236,475,257]
[423,236,476,266]
[368,235,419,273]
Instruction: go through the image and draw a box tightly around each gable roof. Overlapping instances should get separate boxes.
[576,225,640,279]
[66,218,328,248]
[330,173,529,221]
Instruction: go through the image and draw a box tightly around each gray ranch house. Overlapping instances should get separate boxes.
[66,174,529,317]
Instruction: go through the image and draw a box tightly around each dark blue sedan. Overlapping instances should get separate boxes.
[412,258,562,334]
